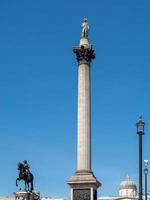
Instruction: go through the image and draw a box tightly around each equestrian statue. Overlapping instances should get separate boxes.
[16,160,34,192]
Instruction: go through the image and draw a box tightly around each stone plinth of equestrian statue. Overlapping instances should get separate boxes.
[15,160,40,200]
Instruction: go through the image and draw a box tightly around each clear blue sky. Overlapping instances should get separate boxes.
[0,0,150,198]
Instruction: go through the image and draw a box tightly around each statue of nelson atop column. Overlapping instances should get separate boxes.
[81,18,89,38]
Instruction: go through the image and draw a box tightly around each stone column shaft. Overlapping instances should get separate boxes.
[77,62,91,171]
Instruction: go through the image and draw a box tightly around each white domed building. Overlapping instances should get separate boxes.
[119,175,137,198]
[99,175,150,200]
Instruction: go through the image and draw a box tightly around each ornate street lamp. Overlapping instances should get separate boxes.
[144,160,148,200]
[136,116,145,200]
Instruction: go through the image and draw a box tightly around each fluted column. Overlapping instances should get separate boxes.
[73,40,95,173]
[77,61,91,171]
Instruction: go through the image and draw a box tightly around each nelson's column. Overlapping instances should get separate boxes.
[67,19,101,200]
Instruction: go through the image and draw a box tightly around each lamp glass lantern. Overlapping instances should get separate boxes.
[144,160,148,175]
[136,116,145,134]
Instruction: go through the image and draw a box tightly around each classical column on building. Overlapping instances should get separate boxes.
[67,18,101,200]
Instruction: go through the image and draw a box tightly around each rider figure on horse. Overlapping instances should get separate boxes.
[23,160,30,175]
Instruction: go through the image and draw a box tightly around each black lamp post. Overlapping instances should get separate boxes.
[144,160,148,200]
[136,116,145,200]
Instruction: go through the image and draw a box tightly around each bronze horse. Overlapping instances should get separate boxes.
[16,162,34,192]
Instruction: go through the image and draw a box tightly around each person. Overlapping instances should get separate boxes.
[81,18,89,38]
[23,160,30,174]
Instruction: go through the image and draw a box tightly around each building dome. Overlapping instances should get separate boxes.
[120,175,136,190]
[119,175,137,197]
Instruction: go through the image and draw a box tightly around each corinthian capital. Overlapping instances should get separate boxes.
[73,45,95,65]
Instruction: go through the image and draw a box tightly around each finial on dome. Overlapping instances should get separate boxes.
[126,174,130,180]
[81,18,89,38]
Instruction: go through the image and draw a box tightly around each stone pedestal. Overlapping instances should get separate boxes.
[67,171,100,200]
[14,190,40,200]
